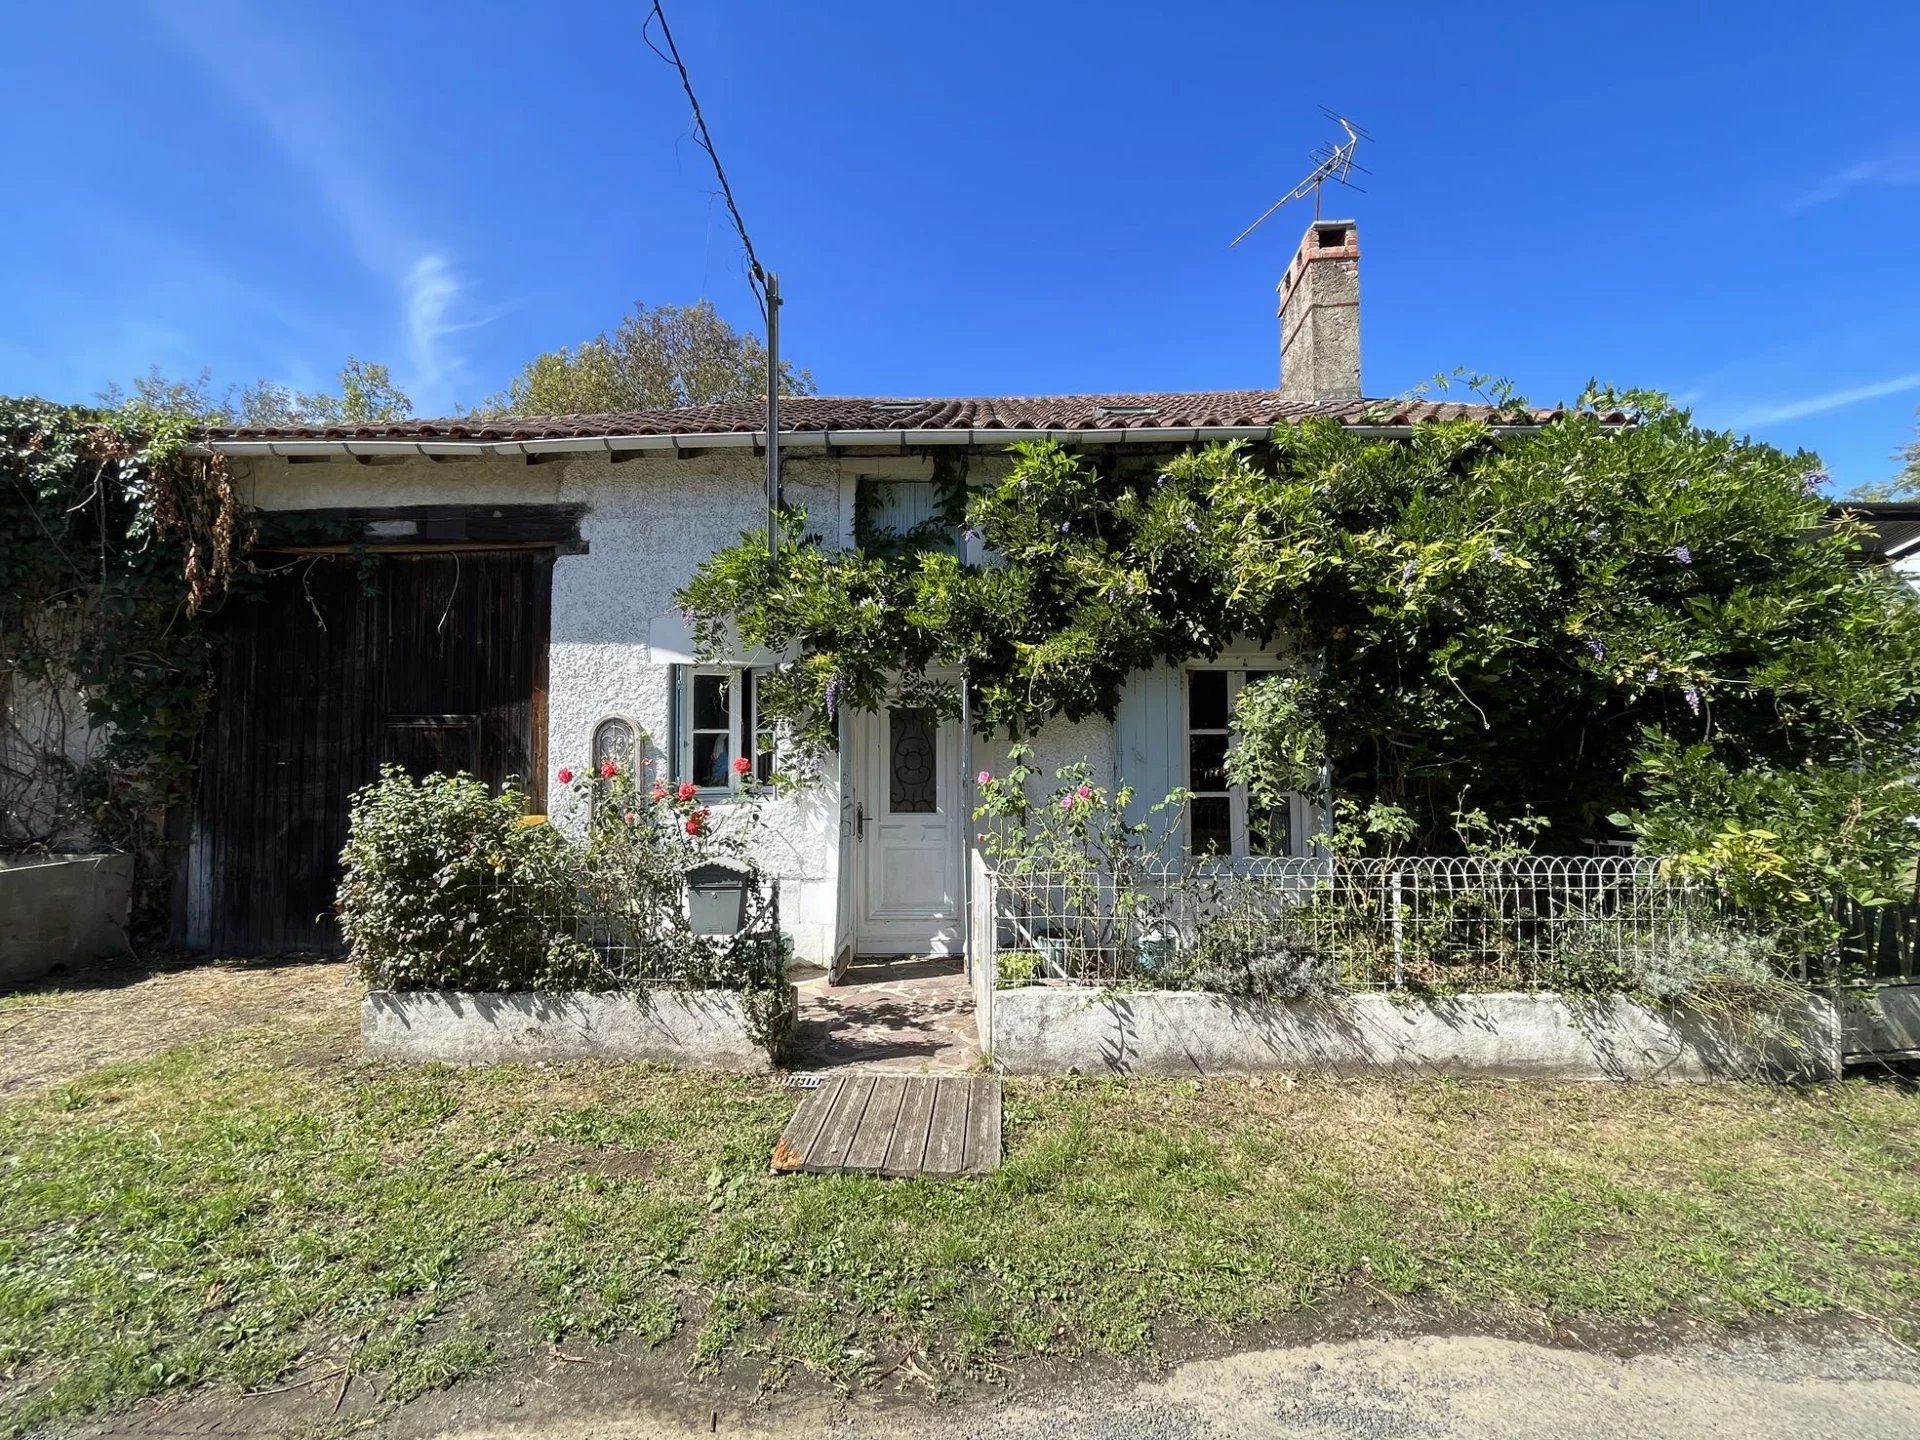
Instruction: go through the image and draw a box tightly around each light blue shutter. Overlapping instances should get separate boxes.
[667,665,686,783]
[1115,663,1183,849]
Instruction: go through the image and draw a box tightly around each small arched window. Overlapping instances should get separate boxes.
[591,716,639,774]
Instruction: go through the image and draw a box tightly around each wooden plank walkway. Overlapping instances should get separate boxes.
[771,1074,1002,1177]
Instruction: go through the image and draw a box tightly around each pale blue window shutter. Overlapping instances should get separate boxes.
[1115,663,1182,848]
[667,664,687,783]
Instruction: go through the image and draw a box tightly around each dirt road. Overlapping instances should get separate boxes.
[402,1330,1920,1440]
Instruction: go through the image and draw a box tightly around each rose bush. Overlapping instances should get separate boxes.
[340,745,782,993]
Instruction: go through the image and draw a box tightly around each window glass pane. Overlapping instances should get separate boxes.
[1188,732,1230,792]
[692,731,731,788]
[1189,670,1229,730]
[888,708,938,813]
[1190,796,1230,855]
[1249,801,1294,857]
[693,673,730,730]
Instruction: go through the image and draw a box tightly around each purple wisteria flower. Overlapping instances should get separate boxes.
[1183,516,1200,534]
[1490,545,1507,561]
[1585,637,1606,660]
[1646,666,1660,683]
[1683,683,1703,716]
[1588,526,1604,542]
[823,674,842,720]
[1058,521,1071,534]
[1401,559,1418,582]
[1673,544,1693,565]
[1803,469,1831,494]
[962,527,982,544]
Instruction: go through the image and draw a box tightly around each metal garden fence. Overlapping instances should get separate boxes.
[445,866,785,991]
[983,854,1778,993]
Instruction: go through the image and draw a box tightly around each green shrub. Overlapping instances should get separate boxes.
[340,763,791,1002]
[1181,903,1345,1003]
[995,950,1042,988]
[1546,906,1798,1007]
[338,766,592,991]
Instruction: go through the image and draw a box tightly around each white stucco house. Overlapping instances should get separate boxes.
[179,220,1555,963]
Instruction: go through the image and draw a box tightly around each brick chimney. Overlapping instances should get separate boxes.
[1277,219,1361,402]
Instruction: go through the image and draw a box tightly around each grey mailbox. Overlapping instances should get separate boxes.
[685,862,753,936]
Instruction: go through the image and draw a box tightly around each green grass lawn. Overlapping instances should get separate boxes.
[1,1024,1917,1436]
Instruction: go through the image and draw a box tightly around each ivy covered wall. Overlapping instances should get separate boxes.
[0,398,242,936]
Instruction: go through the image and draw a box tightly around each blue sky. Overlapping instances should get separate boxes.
[4,1,1918,489]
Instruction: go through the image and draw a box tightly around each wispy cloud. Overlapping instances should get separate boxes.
[1792,152,1920,209]
[1730,373,1920,427]
[405,255,463,399]
[138,1,478,411]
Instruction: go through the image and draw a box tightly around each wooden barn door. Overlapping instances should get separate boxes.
[181,550,552,955]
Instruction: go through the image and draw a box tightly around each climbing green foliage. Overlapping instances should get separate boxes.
[1,397,245,933]
[682,388,1920,917]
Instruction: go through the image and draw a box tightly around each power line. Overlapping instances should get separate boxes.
[642,0,767,319]
[640,0,783,564]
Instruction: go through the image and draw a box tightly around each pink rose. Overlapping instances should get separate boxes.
[731,754,752,776]
[556,768,573,785]
[1059,795,1074,810]
[1076,784,1093,799]
[977,770,992,784]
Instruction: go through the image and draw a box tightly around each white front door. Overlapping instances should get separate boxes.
[854,704,964,955]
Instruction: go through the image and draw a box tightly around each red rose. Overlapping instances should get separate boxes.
[599,759,619,780]
[556,768,573,785]
[731,754,752,777]
[677,782,697,802]
[685,812,705,836]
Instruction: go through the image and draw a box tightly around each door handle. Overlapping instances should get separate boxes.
[855,802,867,842]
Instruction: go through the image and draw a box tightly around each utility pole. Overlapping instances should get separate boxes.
[765,271,781,564]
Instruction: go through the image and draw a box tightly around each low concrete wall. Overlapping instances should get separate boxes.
[1841,985,1920,1058]
[990,987,1840,1082]
[0,853,133,986]
[363,987,794,1072]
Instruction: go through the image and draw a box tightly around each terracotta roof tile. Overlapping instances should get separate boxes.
[202,391,1613,444]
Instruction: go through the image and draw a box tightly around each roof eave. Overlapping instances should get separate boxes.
[189,420,1558,460]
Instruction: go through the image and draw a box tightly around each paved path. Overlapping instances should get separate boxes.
[785,957,978,1072]
[405,1331,1920,1440]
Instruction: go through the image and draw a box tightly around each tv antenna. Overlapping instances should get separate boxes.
[1230,109,1372,248]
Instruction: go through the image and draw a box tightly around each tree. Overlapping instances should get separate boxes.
[100,358,412,427]
[477,300,814,416]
